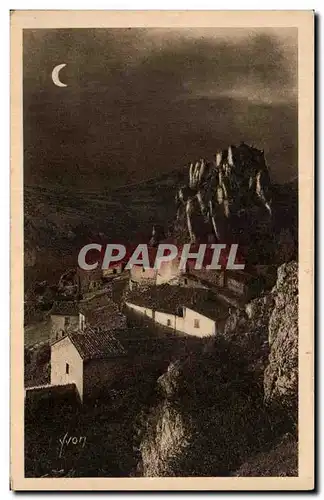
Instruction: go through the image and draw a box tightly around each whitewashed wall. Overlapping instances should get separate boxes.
[126,302,215,338]
[130,266,157,283]
[154,310,176,329]
[51,337,84,401]
[177,307,216,337]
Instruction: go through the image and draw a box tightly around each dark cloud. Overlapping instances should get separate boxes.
[23,28,297,190]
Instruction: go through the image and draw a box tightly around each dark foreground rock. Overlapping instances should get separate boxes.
[137,261,298,476]
[264,261,298,418]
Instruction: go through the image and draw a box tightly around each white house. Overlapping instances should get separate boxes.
[126,301,218,338]
[125,285,228,338]
[50,327,128,402]
[50,301,86,342]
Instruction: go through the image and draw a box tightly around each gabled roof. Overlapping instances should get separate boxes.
[51,301,80,316]
[188,269,223,288]
[78,295,126,330]
[184,301,228,322]
[68,327,126,361]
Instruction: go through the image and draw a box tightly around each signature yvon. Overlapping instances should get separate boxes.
[59,432,87,458]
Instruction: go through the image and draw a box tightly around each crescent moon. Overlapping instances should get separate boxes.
[52,64,67,88]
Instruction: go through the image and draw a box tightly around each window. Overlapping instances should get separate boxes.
[184,278,188,285]
[194,319,200,328]
[66,363,70,374]
[64,316,70,327]
[177,307,184,318]
[167,319,171,326]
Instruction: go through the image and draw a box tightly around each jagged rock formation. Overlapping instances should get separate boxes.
[57,269,80,298]
[264,261,298,417]
[175,142,272,243]
[223,261,298,415]
[173,145,298,268]
[137,261,298,476]
[222,293,274,375]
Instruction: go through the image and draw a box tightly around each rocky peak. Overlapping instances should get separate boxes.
[174,143,272,250]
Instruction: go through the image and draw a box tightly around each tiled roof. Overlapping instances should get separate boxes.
[68,327,126,361]
[125,284,228,321]
[80,295,126,329]
[184,301,229,321]
[51,301,79,316]
[188,269,224,287]
[80,295,118,317]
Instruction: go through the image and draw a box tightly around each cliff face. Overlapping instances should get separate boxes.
[264,261,298,416]
[138,261,298,477]
[138,361,192,477]
[173,146,297,266]
[138,340,280,477]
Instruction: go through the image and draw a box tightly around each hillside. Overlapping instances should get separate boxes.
[24,169,297,288]
[24,169,186,287]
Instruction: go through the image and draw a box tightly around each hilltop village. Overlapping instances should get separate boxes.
[25,235,276,403]
[24,143,299,479]
[25,143,294,405]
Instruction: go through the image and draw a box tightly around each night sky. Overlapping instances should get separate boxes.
[23,28,297,191]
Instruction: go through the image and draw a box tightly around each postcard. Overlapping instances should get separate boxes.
[10,10,314,491]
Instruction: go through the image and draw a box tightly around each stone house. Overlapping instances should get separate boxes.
[224,269,262,300]
[188,268,226,290]
[129,265,157,290]
[50,301,85,342]
[50,327,128,402]
[167,273,208,289]
[76,267,105,296]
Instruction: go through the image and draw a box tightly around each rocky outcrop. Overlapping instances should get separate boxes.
[222,260,298,412]
[222,294,274,375]
[264,261,298,416]
[174,143,273,245]
[173,149,298,267]
[137,261,298,476]
[138,343,277,477]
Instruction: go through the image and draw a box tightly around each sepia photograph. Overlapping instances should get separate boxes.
[10,10,314,491]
